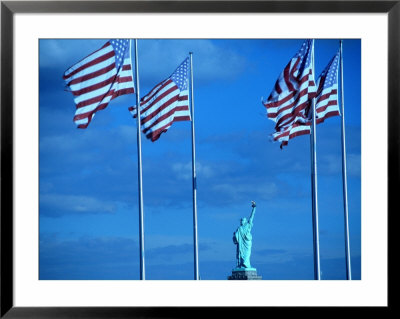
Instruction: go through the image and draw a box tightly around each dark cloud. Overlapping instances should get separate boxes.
[39,236,216,280]
[40,236,139,279]
[146,244,192,259]
[39,233,361,280]
[39,194,119,217]
[40,124,360,217]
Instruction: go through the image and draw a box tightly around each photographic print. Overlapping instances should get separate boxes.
[39,38,361,281]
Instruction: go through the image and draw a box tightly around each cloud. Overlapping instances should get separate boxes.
[347,153,361,177]
[158,155,281,208]
[146,243,193,264]
[39,90,360,213]
[317,152,361,177]
[40,193,119,217]
[40,39,106,69]
[39,124,135,155]
[40,235,138,279]
[39,125,142,210]
[40,233,217,279]
[138,39,247,86]
[172,161,215,180]
[319,154,342,175]
[209,180,278,204]
[201,125,361,177]
[39,233,360,279]
[39,127,360,217]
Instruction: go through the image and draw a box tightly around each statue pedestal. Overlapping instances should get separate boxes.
[228,267,262,280]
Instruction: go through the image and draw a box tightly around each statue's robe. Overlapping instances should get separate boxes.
[234,219,253,268]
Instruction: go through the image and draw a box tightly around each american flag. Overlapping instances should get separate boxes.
[63,39,135,128]
[271,49,341,147]
[315,50,340,124]
[129,57,191,142]
[263,39,317,138]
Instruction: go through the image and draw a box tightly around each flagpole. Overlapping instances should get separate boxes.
[189,52,200,280]
[310,39,321,280]
[339,40,352,280]
[132,39,145,280]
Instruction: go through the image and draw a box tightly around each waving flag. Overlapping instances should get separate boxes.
[63,39,135,128]
[264,41,342,148]
[263,39,317,138]
[315,50,340,123]
[272,49,341,147]
[129,57,191,142]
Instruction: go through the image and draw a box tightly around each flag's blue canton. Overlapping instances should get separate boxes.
[110,39,130,69]
[323,52,339,88]
[171,58,189,90]
[296,40,312,70]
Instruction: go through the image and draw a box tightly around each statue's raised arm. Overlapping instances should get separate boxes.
[248,201,256,225]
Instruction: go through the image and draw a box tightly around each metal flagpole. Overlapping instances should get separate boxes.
[310,39,321,280]
[189,52,199,280]
[339,40,352,280]
[131,39,145,280]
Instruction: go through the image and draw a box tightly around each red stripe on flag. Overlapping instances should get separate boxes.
[274,98,311,129]
[316,89,338,103]
[266,86,310,118]
[67,63,116,86]
[74,87,134,122]
[316,100,338,114]
[284,64,295,92]
[140,82,177,115]
[146,122,173,142]
[70,74,117,96]
[264,74,314,110]
[142,102,189,132]
[64,48,115,81]
[316,110,340,124]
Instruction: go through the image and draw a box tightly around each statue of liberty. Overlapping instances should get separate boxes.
[233,201,256,269]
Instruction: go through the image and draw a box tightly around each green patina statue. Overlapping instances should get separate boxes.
[233,201,256,269]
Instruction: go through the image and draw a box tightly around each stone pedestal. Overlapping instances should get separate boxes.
[228,267,262,280]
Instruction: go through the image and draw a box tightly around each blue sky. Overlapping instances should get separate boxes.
[39,39,361,280]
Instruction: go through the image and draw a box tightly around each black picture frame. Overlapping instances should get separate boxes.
[1,1,394,317]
